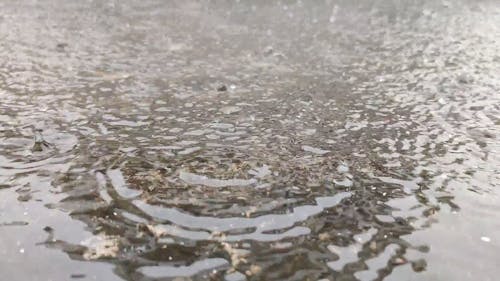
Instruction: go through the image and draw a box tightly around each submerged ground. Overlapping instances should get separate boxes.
[0,1,499,280]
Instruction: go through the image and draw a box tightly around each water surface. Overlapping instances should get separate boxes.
[0,1,499,280]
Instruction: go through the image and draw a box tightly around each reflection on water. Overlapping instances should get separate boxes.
[0,0,499,280]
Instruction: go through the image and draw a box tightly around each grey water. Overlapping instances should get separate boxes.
[0,1,499,280]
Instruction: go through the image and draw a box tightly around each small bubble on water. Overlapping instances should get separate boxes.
[481,236,491,243]
[19,248,25,254]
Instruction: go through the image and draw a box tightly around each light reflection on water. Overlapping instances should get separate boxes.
[0,0,499,280]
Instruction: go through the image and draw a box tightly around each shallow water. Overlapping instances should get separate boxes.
[0,1,499,280]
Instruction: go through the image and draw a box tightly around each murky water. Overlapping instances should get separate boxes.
[1,1,499,280]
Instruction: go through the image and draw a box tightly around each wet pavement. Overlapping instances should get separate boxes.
[0,0,499,280]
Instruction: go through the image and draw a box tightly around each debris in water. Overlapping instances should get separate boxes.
[263,45,274,56]
[319,232,331,241]
[223,242,250,268]
[43,226,53,232]
[412,259,427,272]
[56,42,68,50]
[217,85,228,92]
[17,193,32,202]
[32,129,52,152]
[81,234,121,260]
[245,265,262,276]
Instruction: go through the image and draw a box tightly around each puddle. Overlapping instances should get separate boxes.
[0,0,499,280]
